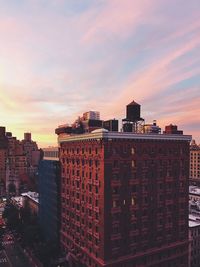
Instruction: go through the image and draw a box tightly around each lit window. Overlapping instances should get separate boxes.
[131,147,135,155]
[131,197,135,205]
[132,160,136,168]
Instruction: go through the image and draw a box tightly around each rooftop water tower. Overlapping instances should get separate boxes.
[122,100,144,133]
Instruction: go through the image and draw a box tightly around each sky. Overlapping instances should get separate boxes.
[0,0,200,147]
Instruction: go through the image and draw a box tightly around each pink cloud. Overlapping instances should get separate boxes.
[109,35,200,107]
[81,0,158,44]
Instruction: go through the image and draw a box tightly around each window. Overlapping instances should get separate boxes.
[113,160,118,168]
[112,200,117,208]
[89,184,92,192]
[113,174,119,180]
[95,186,99,194]
[131,147,135,155]
[131,197,135,205]
[112,187,119,194]
[132,160,136,168]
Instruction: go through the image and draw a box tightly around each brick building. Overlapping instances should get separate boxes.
[0,127,8,195]
[0,126,41,197]
[190,140,200,185]
[58,128,191,267]
[21,132,41,174]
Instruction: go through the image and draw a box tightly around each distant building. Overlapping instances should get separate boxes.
[56,100,191,267]
[0,126,41,197]
[21,191,39,216]
[11,191,39,216]
[21,132,41,176]
[82,111,100,121]
[189,186,200,202]
[0,127,8,196]
[189,215,200,267]
[103,119,118,132]
[6,133,26,196]
[190,140,200,185]
[38,147,60,244]
[163,124,184,135]
[188,184,200,267]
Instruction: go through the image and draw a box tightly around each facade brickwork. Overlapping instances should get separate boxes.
[59,134,190,267]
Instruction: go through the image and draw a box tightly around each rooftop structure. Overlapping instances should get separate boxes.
[42,147,59,161]
[163,124,183,135]
[189,186,200,196]
[82,111,100,121]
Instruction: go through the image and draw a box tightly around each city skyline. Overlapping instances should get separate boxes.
[0,0,200,147]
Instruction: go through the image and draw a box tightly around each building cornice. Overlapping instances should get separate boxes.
[58,131,192,144]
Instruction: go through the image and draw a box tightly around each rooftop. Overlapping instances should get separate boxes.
[128,100,140,106]
[189,186,200,196]
[189,220,200,227]
[189,214,200,227]
[58,130,192,144]
[21,191,39,204]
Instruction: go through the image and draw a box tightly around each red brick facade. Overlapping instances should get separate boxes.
[59,133,190,267]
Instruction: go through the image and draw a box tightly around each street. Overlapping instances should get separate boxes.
[0,250,10,267]
[0,233,33,267]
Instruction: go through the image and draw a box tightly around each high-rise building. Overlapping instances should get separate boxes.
[38,147,60,244]
[6,133,26,196]
[57,100,191,267]
[0,126,41,197]
[0,127,8,196]
[21,132,41,173]
[190,140,200,184]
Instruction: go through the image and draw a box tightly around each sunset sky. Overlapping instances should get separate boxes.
[0,0,200,147]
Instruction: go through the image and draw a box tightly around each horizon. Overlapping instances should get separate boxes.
[0,0,199,147]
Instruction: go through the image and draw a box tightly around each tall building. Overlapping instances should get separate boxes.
[0,127,41,197]
[56,101,191,267]
[38,147,60,244]
[21,132,41,176]
[190,140,200,184]
[0,127,8,196]
[6,133,26,196]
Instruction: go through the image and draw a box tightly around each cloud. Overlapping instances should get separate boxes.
[81,0,157,44]
[0,0,200,146]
